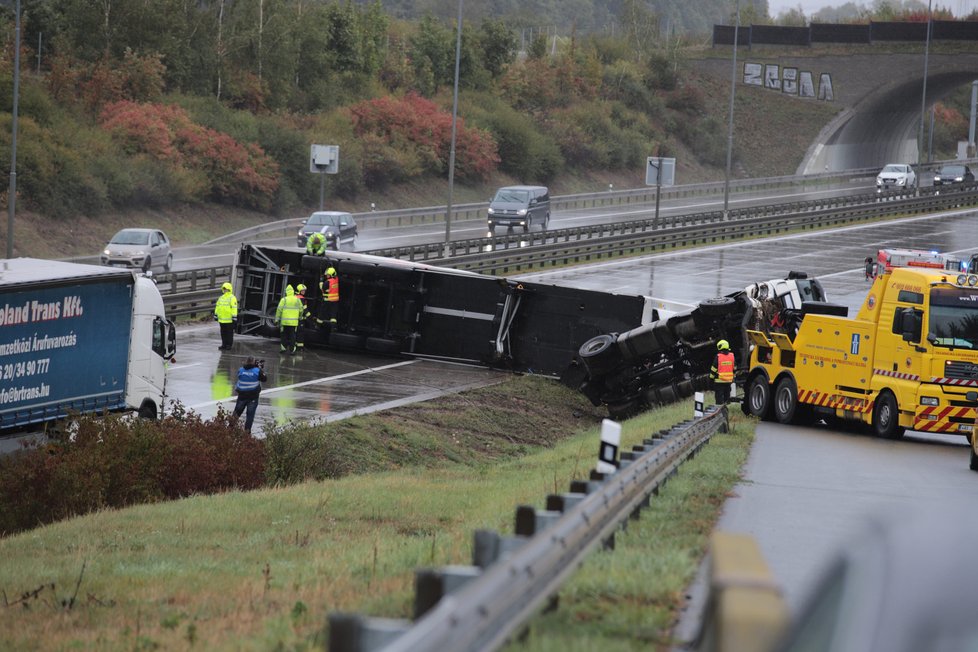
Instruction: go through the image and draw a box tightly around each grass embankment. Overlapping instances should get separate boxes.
[0,376,754,651]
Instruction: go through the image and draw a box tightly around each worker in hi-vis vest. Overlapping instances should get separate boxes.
[710,339,735,405]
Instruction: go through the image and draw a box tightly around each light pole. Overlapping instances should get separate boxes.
[7,0,21,259]
[916,0,932,191]
[723,0,740,219]
[444,0,463,258]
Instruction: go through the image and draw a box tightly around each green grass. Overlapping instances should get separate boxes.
[0,376,754,651]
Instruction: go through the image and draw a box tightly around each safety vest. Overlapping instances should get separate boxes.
[322,276,339,302]
[215,291,238,323]
[276,294,304,327]
[716,351,735,383]
[236,366,262,392]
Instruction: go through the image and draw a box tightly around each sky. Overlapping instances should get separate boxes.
[767,0,978,18]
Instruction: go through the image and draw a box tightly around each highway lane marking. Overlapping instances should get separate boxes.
[188,359,418,409]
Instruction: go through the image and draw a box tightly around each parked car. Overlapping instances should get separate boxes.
[932,163,975,187]
[100,228,172,272]
[875,163,916,193]
[487,185,550,233]
[297,211,357,250]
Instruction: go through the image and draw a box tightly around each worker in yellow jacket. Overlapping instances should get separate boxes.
[275,284,304,354]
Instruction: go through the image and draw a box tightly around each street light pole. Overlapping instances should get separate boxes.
[723,0,740,220]
[444,0,463,259]
[7,0,21,259]
[916,0,932,192]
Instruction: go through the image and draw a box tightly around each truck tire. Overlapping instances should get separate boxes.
[608,400,639,420]
[970,446,978,472]
[872,391,905,439]
[138,401,157,419]
[329,332,365,349]
[579,334,621,376]
[745,373,774,421]
[365,337,401,354]
[698,296,736,317]
[773,375,799,424]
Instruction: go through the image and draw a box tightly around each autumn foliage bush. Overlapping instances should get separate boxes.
[0,406,266,537]
[99,101,280,209]
[348,93,499,184]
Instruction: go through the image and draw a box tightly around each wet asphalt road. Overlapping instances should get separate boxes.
[168,325,507,437]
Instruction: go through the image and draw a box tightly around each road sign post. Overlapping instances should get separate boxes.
[310,144,339,211]
[646,157,676,227]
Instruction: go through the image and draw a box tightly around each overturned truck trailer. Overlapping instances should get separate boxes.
[233,244,656,377]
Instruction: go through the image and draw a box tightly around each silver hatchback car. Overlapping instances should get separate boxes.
[101,228,173,272]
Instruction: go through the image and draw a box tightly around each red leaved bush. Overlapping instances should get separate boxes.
[348,93,499,182]
[0,408,266,538]
[99,101,279,208]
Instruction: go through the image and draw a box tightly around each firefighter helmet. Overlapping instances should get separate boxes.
[326,267,336,277]
[717,339,730,351]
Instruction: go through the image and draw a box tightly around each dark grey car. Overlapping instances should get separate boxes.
[933,163,975,187]
[297,211,358,251]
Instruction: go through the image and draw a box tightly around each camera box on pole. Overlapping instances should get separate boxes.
[310,144,339,174]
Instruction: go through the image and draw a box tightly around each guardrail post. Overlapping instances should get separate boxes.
[414,565,482,619]
[328,613,409,652]
[472,529,528,569]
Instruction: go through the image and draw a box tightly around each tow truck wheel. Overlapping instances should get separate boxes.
[970,446,978,472]
[872,391,905,439]
[773,376,799,424]
[746,374,773,421]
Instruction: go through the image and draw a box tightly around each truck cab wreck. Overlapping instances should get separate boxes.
[571,272,829,419]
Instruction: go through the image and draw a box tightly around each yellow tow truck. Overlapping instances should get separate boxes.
[743,259,978,440]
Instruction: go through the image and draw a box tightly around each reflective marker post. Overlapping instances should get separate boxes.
[694,392,705,417]
[596,419,621,474]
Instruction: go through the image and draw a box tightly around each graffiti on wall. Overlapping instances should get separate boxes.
[743,62,834,100]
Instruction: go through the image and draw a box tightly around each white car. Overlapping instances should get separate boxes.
[876,163,916,193]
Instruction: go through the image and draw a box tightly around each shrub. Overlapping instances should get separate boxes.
[99,101,280,209]
[0,408,266,537]
[348,93,499,182]
[465,94,564,183]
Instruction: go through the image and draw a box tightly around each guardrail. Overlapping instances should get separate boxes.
[362,184,978,274]
[203,167,881,245]
[328,407,729,652]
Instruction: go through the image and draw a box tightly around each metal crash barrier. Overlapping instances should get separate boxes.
[329,407,730,652]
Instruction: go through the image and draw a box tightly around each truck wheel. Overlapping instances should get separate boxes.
[608,400,639,420]
[698,296,736,317]
[746,374,773,421]
[578,334,621,376]
[971,445,978,471]
[773,375,799,424]
[872,391,905,439]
